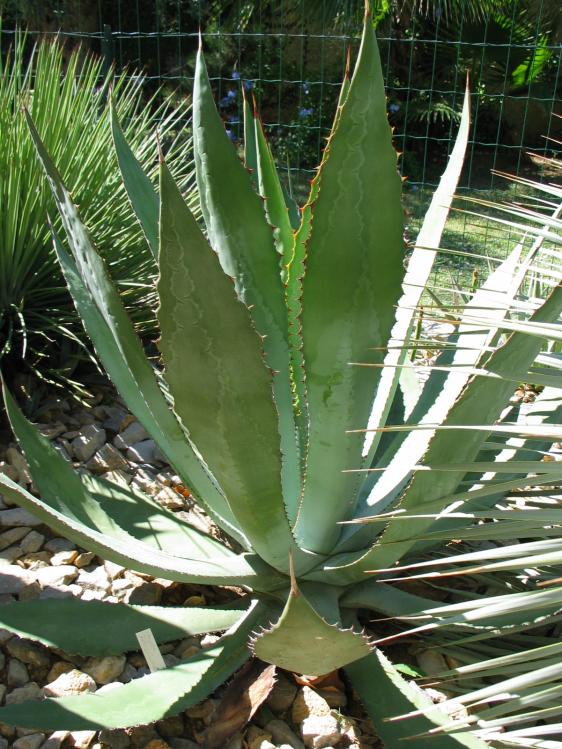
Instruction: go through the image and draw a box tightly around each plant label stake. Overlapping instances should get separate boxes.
[136,629,166,672]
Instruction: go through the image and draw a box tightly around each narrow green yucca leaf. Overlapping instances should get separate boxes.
[0,35,192,385]
[111,104,159,258]
[346,649,489,749]
[243,91,259,189]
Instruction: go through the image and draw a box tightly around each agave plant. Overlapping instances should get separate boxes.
[0,5,561,746]
[0,33,194,392]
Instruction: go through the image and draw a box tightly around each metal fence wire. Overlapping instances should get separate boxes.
[1,1,561,265]
[2,1,561,186]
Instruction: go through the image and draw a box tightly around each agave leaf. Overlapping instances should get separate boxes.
[361,79,471,472]
[193,46,300,522]
[0,601,271,730]
[52,236,247,547]
[243,90,258,189]
[3,382,234,561]
[340,580,442,617]
[285,51,352,486]
[0,599,245,656]
[25,111,244,545]
[0,472,281,590]
[81,474,233,560]
[157,157,307,574]
[281,181,300,231]
[345,649,490,748]
[252,572,370,675]
[294,7,405,553]
[252,112,303,509]
[254,113,294,277]
[110,103,159,258]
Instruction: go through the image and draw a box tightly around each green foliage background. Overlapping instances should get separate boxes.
[2,0,559,188]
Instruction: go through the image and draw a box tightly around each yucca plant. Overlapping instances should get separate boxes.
[0,5,561,746]
[0,33,194,392]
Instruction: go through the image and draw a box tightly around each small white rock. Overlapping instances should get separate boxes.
[35,565,78,587]
[131,469,159,497]
[76,567,111,593]
[0,565,32,594]
[0,545,23,563]
[0,461,19,483]
[155,486,184,510]
[70,425,106,463]
[200,634,220,649]
[68,731,96,749]
[113,422,148,450]
[84,655,126,685]
[7,658,29,687]
[265,719,304,749]
[86,444,129,474]
[13,733,45,749]
[44,538,75,553]
[0,527,29,551]
[101,470,132,488]
[20,531,45,554]
[126,440,157,464]
[5,682,43,704]
[5,448,31,485]
[39,584,82,600]
[104,561,125,580]
[301,714,341,749]
[0,509,42,528]
[416,650,449,678]
[50,550,78,566]
[74,552,96,568]
[44,669,97,697]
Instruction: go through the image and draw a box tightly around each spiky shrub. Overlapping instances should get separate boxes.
[0,34,194,390]
[0,8,562,746]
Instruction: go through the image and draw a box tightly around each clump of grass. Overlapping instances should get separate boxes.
[0,34,195,394]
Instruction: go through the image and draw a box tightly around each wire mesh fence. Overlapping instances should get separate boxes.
[1,0,561,276]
